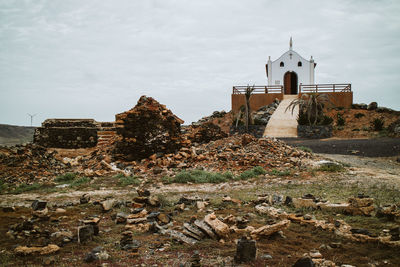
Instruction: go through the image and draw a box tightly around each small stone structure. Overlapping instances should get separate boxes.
[113,96,184,161]
[34,119,115,148]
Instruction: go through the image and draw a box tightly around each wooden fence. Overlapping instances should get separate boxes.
[299,84,351,93]
[232,85,283,94]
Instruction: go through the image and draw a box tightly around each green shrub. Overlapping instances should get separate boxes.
[298,146,312,153]
[119,175,140,186]
[164,167,266,184]
[317,164,344,172]
[173,170,229,184]
[0,181,8,193]
[318,115,333,126]
[371,118,384,131]
[297,113,309,126]
[12,183,42,194]
[269,169,291,176]
[253,118,265,125]
[336,113,345,126]
[297,113,332,126]
[238,166,266,180]
[354,113,365,119]
[55,173,77,183]
[252,166,267,175]
[70,177,90,187]
[162,176,173,184]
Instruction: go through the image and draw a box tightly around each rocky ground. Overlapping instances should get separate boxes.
[0,145,399,266]
[0,97,399,266]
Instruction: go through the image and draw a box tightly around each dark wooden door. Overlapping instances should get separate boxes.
[284,72,291,94]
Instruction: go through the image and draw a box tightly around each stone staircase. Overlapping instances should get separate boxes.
[263,95,299,138]
[97,122,116,147]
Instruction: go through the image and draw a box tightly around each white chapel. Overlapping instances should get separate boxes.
[266,38,316,94]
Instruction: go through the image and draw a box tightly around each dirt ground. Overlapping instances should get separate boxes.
[326,108,399,139]
[283,137,400,157]
[0,152,399,267]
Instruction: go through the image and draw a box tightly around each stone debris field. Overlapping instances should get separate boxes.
[0,96,399,267]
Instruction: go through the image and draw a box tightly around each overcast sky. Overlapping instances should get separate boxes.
[1,0,399,126]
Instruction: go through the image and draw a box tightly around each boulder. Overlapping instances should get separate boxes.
[164,229,197,245]
[293,256,315,267]
[292,198,318,209]
[388,119,400,135]
[184,223,205,239]
[204,213,229,238]
[80,194,90,204]
[32,200,47,211]
[15,244,60,255]
[78,225,94,243]
[101,199,116,212]
[250,220,290,240]
[367,102,378,110]
[235,237,256,263]
[193,220,217,239]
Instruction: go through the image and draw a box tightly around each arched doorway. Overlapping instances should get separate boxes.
[284,71,298,95]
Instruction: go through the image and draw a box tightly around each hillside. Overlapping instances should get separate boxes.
[0,124,36,146]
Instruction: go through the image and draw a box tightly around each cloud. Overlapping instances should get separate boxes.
[0,0,399,126]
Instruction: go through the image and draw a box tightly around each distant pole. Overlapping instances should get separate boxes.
[27,113,37,126]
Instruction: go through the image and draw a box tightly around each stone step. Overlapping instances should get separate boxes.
[98,131,116,135]
[98,135,115,138]
[263,95,299,138]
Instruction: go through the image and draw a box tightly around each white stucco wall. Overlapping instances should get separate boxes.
[267,50,315,87]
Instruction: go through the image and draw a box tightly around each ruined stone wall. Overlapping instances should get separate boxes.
[34,119,99,148]
[113,96,184,161]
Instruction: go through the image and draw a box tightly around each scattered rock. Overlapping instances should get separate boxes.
[204,213,229,238]
[163,229,197,245]
[193,220,217,239]
[2,206,16,212]
[235,237,256,263]
[293,256,315,267]
[84,246,110,263]
[190,250,201,267]
[101,199,116,212]
[250,220,290,240]
[78,225,94,243]
[80,194,90,204]
[32,200,47,211]
[15,244,60,255]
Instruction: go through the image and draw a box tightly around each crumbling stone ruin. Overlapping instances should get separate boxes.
[33,119,116,149]
[34,119,99,148]
[113,96,185,161]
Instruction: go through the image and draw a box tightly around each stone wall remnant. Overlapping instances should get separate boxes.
[34,119,99,148]
[113,96,184,161]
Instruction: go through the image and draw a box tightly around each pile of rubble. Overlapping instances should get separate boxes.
[133,134,312,174]
[71,132,312,179]
[0,144,68,184]
[191,110,227,126]
[184,122,227,144]
[252,99,280,125]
